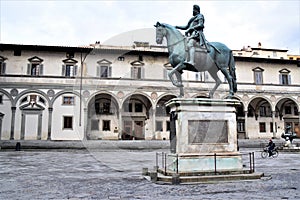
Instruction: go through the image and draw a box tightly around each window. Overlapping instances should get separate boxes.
[124,102,133,112]
[279,69,291,85]
[63,116,73,129]
[294,106,298,116]
[285,106,292,114]
[131,67,142,79]
[14,49,21,56]
[138,55,143,61]
[259,106,267,116]
[118,56,125,61]
[156,121,163,131]
[252,67,264,84]
[62,58,78,77]
[270,122,273,133]
[166,121,170,131]
[135,103,143,112]
[38,97,45,104]
[31,63,41,76]
[280,74,290,85]
[254,71,263,84]
[259,122,266,132]
[65,64,76,77]
[63,96,75,105]
[156,105,167,116]
[0,57,6,75]
[237,121,245,132]
[21,96,28,104]
[98,66,112,78]
[0,95,3,104]
[102,102,111,114]
[28,56,44,76]
[102,120,111,131]
[91,119,99,131]
[195,72,205,82]
[97,59,112,78]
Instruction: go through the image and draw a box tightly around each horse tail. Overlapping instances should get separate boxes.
[228,51,237,92]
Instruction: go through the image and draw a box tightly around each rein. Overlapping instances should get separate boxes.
[166,37,185,48]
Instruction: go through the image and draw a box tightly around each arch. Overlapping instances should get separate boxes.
[13,89,50,107]
[0,89,13,104]
[275,97,299,133]
[231,96,245,117]
[86,92,120,140]
[275,96,299,112]
[87,92,120,116]
[121,92,154,109]
[87,90,121,109]
[50,90,81,107]
[155,94,177,116]
[247,96,272,119]
[121,92,153,140]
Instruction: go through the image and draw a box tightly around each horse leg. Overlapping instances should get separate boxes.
[172,66,184,97]
[219,67,234,98]
[168,63,184,87]
[178,86,184,98]
[208,70,221,98]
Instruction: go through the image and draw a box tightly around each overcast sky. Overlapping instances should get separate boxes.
[1,0,299,54]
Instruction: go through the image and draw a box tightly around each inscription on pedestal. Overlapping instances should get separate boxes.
[188,120,228,144]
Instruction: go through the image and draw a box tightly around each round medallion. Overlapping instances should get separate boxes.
[47,89,55,97]
[10,88,18,97]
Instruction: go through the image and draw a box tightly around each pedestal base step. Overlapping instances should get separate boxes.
[155,172,264,184]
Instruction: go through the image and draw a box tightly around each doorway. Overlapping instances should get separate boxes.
[122,120,145,140]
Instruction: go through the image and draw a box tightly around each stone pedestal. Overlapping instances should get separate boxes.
[166,98,243,173]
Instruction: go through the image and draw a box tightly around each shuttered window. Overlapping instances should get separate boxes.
[0,62,6,75]
[62,64,78,77]
[97,65,112,78]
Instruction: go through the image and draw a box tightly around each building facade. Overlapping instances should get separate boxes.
[0,43,299,141]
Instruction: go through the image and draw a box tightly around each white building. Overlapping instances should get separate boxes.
[0,42,299,141]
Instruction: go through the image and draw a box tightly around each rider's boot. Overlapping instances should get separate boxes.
[184,47,195,66]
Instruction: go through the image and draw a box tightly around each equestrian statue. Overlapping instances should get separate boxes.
[154,5,237,98]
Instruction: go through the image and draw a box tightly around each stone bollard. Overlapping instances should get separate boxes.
[15,142,21,151]
[172,174,180,185]
[149,172,158,182]
[142,168,149,176]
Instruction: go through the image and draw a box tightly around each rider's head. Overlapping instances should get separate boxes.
[193,5,200,16]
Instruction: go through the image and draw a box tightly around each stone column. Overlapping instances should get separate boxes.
[244,111,248,139]
[37,112,42,140]
[83,108,88,140]
[47,107,53,140]
[118,108,122,139]
[10,107,16,140]
[20,113,25,140]
[298,112,300,129]
[272,111,276,138]
[152,108,156,139]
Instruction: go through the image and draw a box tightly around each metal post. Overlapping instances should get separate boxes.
[252,152,255,172]
[156,152,158,168]
[214,153,217,175]
[176,154,179,174]
[164,153,167,175]
[249,152,252,173]
[162,152,164,170]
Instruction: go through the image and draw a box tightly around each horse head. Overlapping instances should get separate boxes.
[154,22,166,44]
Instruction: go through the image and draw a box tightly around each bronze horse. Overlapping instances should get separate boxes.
[155,22,237,98]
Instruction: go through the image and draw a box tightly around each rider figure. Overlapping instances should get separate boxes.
[175,4,210,67]
[266,139,276,157]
